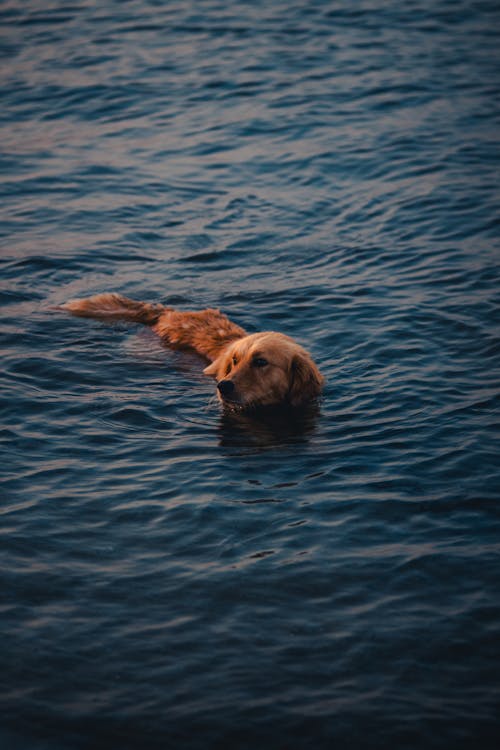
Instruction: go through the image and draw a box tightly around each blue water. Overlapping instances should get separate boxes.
[1,1,500,748]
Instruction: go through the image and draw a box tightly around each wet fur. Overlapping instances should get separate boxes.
[61,293,324,409]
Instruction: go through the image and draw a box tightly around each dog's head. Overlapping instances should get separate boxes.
[203,332,324,409]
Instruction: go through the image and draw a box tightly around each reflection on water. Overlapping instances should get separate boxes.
[217,402,321,449]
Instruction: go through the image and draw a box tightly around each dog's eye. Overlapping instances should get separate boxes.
[232,356,238,366]
[253,357,268,368]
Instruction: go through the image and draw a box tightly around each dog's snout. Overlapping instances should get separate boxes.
[217,379,235,396]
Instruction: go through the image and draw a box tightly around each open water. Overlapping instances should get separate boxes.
[1,1,500,748]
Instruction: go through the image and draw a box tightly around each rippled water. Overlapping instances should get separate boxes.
[1,1,500,748]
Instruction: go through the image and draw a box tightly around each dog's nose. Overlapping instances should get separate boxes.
[217,379,235,396]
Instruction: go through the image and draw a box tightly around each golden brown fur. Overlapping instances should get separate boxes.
[61,292,324,409]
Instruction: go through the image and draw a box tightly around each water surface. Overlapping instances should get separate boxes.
[1,1,500,748]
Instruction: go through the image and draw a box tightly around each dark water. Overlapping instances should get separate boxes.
[1,1,500,748]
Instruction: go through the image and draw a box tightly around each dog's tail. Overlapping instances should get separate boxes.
[60,292,166,325]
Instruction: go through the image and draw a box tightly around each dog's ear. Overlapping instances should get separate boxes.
[203,357,221,377]
[203,346,233,378]
[288,352,324,406]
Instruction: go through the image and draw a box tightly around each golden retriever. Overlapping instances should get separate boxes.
[61,293,324,409]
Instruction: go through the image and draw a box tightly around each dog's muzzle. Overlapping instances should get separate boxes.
[217,379,235,398]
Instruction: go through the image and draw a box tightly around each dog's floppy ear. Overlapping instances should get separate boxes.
[203,357,221,377]
[288,352,324,406]
[203,345,233,378]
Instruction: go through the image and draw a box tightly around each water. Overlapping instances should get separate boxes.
[1,1,500,748]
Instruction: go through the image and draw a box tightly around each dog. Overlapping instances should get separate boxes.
[61,293,324,410]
